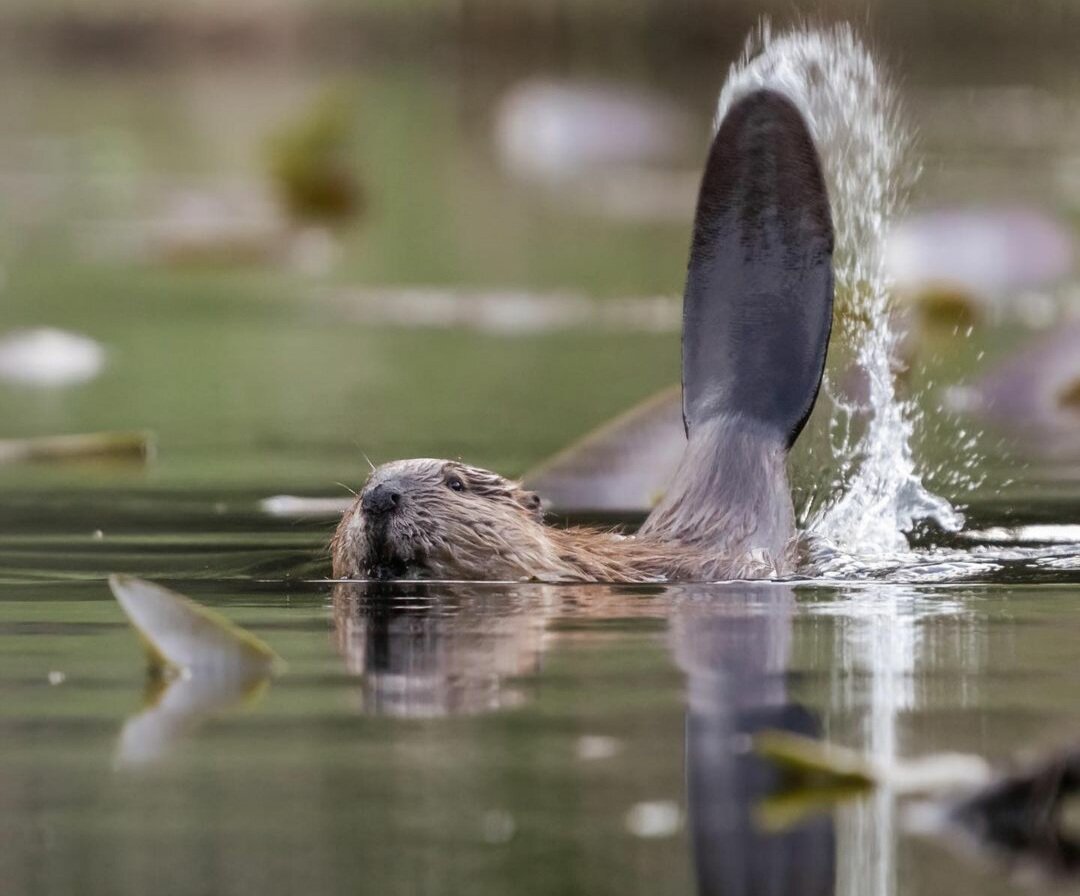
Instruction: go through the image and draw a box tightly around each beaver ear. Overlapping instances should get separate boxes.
[518,490,544,521]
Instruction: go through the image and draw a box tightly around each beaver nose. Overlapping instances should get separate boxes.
[362,483,401,517]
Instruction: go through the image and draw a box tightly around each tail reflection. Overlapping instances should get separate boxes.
[671,585,836,896]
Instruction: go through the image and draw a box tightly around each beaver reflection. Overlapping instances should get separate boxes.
[332,582,550,717]
[333,580,836,892]
[671,585,836,896]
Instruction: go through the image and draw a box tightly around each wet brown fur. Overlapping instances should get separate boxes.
[330,451,787,583]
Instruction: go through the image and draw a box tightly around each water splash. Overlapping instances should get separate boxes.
[716,23,963,556]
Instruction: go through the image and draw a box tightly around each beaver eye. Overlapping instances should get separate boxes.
[446,476,466,493]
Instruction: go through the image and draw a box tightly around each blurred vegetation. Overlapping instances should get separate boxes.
[265,88,364,228]
[2,0,1079,65]
[0,2,1076,510]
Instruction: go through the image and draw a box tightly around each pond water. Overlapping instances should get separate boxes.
[5,523,1080,896]
[3,21,1080,896]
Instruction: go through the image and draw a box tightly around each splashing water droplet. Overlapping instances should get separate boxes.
[717,22,963,557]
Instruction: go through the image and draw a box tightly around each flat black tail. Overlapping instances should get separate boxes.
[682,89,834,449]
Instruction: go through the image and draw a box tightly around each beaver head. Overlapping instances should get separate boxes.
[331,459,548,581]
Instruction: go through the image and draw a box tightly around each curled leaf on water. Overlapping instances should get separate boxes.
[524,385,683,513]
[107,574,284,677]
[0,431,155,465]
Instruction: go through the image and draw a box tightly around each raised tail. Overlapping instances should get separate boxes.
[683,88,833,445]
[641,88,834,577]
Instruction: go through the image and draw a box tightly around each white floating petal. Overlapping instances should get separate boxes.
[0,328,106,386]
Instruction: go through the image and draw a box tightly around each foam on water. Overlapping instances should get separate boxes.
[716,23,963,560]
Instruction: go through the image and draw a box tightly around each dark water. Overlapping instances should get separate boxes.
[4,26,1080,896]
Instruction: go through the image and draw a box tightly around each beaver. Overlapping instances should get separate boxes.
[332,88,834,583]
[331,458,709,581]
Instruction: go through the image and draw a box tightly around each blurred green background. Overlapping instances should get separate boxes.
[4,9,1080,896]
[1,0,1078,502]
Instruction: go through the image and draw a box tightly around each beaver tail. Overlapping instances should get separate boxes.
[640,89,834,577]
[682,88,834,447]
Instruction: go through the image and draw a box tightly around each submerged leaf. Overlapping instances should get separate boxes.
[108,574,283,675]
